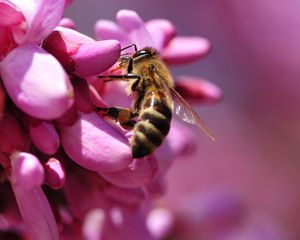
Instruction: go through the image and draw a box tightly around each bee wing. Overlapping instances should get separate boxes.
[170,87,215,141]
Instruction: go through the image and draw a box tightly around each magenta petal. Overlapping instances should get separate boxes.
[161,36,211,65]
[29,122,60,154]
[0,44,74,119]
[0,1,24,27]
[116,10,155,49]
[73,40,120,77]
[10,0,65,44]
[10,184,59,240]
[100,156,158,188]
[61,112,132,173]
[10,152,44,190]
[145,19,176,51]
[44,158,65,189]
[95,19,130,47]
[175,76,223,104]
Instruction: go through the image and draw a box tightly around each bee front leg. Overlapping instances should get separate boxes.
[97,73,140,82]
[97,107,138,130]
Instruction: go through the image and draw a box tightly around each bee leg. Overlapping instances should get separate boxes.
[97,73,140,82]
[97,107,138,130]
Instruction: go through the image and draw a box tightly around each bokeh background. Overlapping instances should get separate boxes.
[65,1,300,239]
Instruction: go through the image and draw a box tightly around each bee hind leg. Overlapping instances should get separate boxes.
[96,107,137,130]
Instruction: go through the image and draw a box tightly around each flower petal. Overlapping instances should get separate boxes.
[95,19,130,47]
[61,112,132,173]
[145,19,176,51]
[44,158,65,189]
[0,1,24,27]
[9,0,65,44]
[73,40,120,77]
[116,10,155,49]
[0,44,74,119]
[82,209,105,240]
[175,76,223,104]
[10,151,44,190]
[161,36,210,65]
[100,156,157,188]
[10,184,59,240]
[29,122,60,154]
[59,18,76,29]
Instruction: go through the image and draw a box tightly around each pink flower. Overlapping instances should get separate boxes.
[0,5,220,240]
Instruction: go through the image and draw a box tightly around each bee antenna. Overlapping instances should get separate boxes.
[121,44,137,53]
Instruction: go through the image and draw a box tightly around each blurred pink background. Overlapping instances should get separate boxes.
[65,1,300,239]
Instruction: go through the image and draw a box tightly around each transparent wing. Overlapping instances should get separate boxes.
[170,87,215,141]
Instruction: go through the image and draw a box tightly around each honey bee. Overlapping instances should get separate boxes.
[98,44,214,158]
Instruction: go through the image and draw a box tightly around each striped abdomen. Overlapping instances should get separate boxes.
[131,91,172,158]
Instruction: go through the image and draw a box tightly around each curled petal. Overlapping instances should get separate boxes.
[61,112,132,173]
[95,19,130,47]
[161,36,210,65]
[116,10,155,49]
[0,114,27,154]
[73,40,120,77]
[175,76,223,104]
[0,44,74,119]
[10,184,59,240]
[100,156,158,188]
[145,19,176,51]
[9,0,65,44]
[0,1,24,27]
[29,122,60,154]
[44,158,65,189]
[10,151,44,190]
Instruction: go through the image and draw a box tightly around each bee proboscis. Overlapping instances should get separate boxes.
[98,44,214,158]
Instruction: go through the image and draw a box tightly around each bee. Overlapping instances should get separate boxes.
[98,44,214,158]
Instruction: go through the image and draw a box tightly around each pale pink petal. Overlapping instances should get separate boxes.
[44,158,65,189]
[161,36,211,65]
[10,184,59,240]
[100,156,158,188]
[0,44,74,119]
[61,112,132,173]
[29,122,60,154]
[145,19,176,51]
[10,151,44,190]
[0,114,27,154]
[9,0,65,44]
[0,1,24,27]
[59,18,76,29]
[146,208,174,239]
[175,76,223,104]
[95,19,130,47]
[82,209,105,240]
[117,10,155,49]
[73,40,120,77]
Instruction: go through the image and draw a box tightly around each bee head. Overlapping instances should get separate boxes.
[132,47,157,60]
